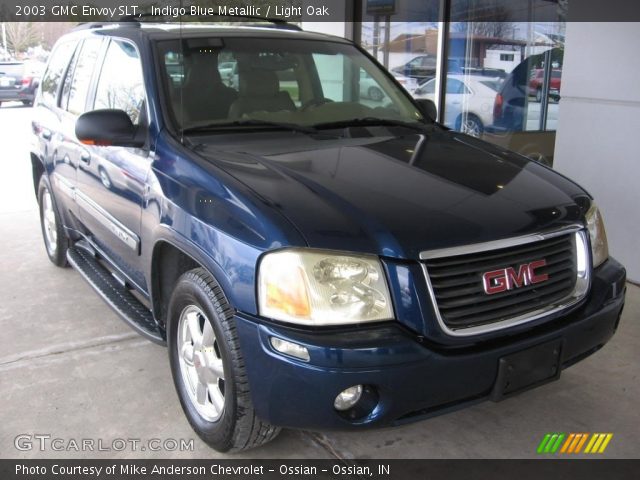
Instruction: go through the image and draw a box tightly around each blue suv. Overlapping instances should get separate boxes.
[30,21,626,452]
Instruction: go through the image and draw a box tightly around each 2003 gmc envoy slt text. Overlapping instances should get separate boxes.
[29,19,626,452]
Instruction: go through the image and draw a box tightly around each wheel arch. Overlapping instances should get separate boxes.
[31,152,45,198]
[150,235,238,330]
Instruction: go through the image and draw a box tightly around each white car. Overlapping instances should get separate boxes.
[359,70,418,101]
[414,74,501,137]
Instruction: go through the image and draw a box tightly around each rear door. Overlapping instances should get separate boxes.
[33,40,79,227]
[75,38,150,292]
[54,37,105,225]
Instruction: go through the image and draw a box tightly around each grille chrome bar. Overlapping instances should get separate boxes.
[420,225,591,337]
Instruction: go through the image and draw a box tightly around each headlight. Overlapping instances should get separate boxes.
[586,203,609,268]
[258,249,393,326]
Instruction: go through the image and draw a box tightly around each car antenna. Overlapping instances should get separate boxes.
[179,0,185,144]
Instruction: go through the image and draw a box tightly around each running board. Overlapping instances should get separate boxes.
[67,243,165,345]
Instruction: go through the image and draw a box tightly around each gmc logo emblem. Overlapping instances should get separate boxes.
[482,260,549,295]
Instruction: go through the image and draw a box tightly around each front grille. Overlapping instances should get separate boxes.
[423,231,584,333]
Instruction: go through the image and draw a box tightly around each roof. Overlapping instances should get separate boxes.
[71,22,349,44]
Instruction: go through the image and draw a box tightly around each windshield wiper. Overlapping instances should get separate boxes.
[182,119,317,135]
[312,117,427,131]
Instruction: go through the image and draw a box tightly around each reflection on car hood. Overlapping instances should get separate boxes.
[192,127,589,259]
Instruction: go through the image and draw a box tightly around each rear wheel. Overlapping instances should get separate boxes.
[22,100,33,106]
[458,113,483,138]
[167,268,280,452]
[38,175,69,267]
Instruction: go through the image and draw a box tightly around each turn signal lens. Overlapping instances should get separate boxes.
[264,263,310,318]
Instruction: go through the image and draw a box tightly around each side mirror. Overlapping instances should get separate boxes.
[415,99,437,122]
[75,109,144,148]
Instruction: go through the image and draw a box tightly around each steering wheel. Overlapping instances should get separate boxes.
[300,97,333,111]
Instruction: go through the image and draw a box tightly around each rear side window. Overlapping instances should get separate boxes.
[62,37,103,115]
[0,63,24,77]
[94,40,145,125]
[40,41,76,107]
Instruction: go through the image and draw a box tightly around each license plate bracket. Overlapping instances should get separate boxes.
[491,339,562,401]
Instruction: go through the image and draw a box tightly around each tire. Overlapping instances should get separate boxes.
[368,86,384,102]
[457,114,483,138]
[535,88,542,103]
[22,100,33,106]
[38,175,69,267]
[98,166,112,189]
[167,268,280,452]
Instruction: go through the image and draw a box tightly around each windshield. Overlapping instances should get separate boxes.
[156,37,424,132]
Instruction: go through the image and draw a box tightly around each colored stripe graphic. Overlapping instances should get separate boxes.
[538,433,613,454]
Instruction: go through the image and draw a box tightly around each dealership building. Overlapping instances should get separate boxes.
[302,0,639,283]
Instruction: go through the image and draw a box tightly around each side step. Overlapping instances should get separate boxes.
[67,243,165,345]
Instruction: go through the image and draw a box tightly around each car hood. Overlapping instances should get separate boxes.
[191,127,589,259]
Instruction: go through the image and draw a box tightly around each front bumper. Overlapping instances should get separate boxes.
[236,258,626,430]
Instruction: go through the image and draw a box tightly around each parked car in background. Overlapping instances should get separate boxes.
[414,74,501,137]
[0,61,43,107]
[218,60,237,88]
[493,48,564,132]
[529,68,561,102]
[392,54,437,81]
[392,72,419,94]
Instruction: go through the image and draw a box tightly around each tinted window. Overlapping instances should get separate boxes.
[40,42,76,107]
[0,63,24,77]
[65,38,102,115]
[157,38,422,129]
[94,40,145,125]
[446,78,465,94]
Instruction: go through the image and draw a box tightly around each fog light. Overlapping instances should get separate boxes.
[269,337,310,361]
[334,385,363,411]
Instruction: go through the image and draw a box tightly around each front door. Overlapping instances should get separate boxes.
[75,38,151,293]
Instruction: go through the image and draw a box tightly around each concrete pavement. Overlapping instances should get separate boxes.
[1,103,638,459]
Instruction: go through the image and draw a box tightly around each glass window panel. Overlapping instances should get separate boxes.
[94,40,145,125]
[66,38,102,116]
[444,0,566,166]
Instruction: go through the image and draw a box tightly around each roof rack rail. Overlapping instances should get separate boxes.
[73,22,109,31]
[118,13,302,31]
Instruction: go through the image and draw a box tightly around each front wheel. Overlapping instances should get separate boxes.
[368,86,384,102]
[38,175,69,267]
[167,268,280,452]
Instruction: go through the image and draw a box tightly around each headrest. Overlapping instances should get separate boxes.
[185,55,222,86]
[239,69,280,97]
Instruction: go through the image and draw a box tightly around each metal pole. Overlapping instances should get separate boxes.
[1,23,7,54]
[382,15,390,68]
[435,0,451,123]
[539,49,552,131]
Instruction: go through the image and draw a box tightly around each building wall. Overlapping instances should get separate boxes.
[554,22,640,282]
